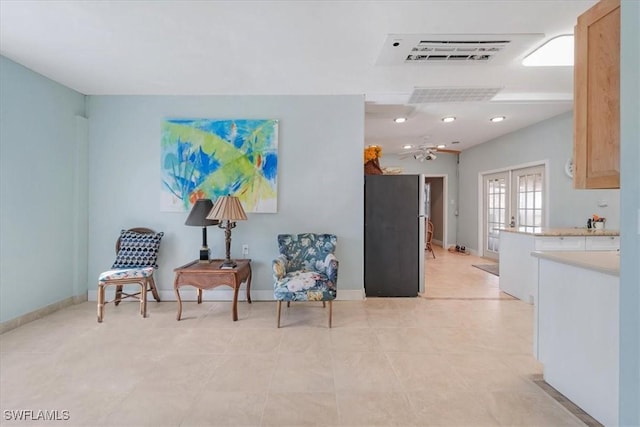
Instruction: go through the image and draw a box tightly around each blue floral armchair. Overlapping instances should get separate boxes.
[273,233,338,328]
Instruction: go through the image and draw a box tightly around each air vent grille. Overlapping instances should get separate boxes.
[406,40,511,62]
[408,87,502,104]
[377,34,544,66]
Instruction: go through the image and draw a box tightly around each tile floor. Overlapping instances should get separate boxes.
[0,246,587,426]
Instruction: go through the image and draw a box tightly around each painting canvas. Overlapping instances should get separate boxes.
[161,119,278,212]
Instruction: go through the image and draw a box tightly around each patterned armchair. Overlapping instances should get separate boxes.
[273,233,338,328]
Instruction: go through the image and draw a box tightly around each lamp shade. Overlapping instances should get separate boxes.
[207,196,247,221]
[185,199,220,226]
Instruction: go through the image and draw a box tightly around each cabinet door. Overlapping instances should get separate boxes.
[534,236,585,251]
[585,236,620,251]
[574,0,620,189]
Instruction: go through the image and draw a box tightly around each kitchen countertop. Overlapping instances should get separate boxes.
[531,250,620,276]
[502,227,619,237]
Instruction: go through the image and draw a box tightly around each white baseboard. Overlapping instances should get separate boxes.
[433,239,443,247]
[87,288,365,302]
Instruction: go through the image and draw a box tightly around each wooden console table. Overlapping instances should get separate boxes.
[173,259,252,321]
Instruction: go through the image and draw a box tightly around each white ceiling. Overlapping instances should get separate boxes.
[0,0,597,154]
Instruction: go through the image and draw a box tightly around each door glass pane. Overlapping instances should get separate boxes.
[534,209,542,226]
[485,175,507,257]
[513,167,544,232]
[526,192,534,208]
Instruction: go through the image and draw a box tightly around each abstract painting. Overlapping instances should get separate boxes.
[161,119,278,212]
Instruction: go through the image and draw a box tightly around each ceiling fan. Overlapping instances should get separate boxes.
[399,144,460,162]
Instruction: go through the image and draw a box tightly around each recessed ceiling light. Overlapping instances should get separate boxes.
[490,116,506,123]
[441,116,456,123]
[522,34,574,67]
[402,144,413,149]
[394,117,407,123]
[437,144,446,149]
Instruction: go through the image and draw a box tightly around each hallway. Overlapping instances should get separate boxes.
[423,245,508,300]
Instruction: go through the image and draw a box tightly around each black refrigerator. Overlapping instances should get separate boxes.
[364,174,425,297]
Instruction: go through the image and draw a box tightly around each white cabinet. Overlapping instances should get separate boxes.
[534,236,585,251]
[537,256,619,426]
[499,232,619,305]
[585,235,620,251]
[500,232,537,303]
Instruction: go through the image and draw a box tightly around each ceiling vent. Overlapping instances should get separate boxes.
[406,40,510,63]
[377,33,544,66]
[408,87,503,104]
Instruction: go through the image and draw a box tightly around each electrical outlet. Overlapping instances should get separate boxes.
[242,244,249,255]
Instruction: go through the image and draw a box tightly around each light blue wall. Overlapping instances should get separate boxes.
[87,95,364,300]
[457,112,621,252]
[0,56,87,323]
[619,1,640,424]
[380,153,459,248]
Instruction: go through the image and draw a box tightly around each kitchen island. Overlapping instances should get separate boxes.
[532,250,619,427]
[499,227,619,303]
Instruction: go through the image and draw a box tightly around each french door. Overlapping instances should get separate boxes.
[512,165,545,234]
[483,172,509,259]
[482,165,545,259]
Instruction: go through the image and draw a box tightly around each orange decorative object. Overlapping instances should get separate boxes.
[364,145,382,163]
[364,145,383,175]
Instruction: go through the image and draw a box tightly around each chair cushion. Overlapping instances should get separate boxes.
[277,233,337,272]
[274,271,337,302]
[112,230,164,269]
[99,267,154,282]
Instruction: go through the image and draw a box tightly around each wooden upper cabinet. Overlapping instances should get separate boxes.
[574,0,620,189]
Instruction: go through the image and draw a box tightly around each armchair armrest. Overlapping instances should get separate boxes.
[322,253,339,283]
[273,255,288,280]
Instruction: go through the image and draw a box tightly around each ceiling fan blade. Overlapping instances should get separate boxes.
[436,148,461,154]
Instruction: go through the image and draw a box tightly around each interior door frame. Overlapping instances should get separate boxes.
[424,174,448,250]
[477,160,550,258]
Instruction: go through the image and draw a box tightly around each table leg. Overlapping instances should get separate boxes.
[246,266,252,304]
[232,279,240,321]
[175,287,183,321]
[197,288,203,304]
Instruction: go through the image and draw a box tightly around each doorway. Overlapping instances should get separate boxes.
[480,162,548,259]
[424,175,447,249]
[482,172,509,260]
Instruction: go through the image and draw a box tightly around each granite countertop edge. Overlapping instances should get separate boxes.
[531,250,620,276]
[502,227,619,237]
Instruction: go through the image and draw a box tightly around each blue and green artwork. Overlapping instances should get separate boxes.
[161,119,278,212]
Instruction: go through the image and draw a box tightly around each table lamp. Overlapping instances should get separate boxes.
[185,199,219,263]
[207,195,247,268]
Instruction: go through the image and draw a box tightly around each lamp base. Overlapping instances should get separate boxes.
[198,248,210,263]
[219,259,237,269]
